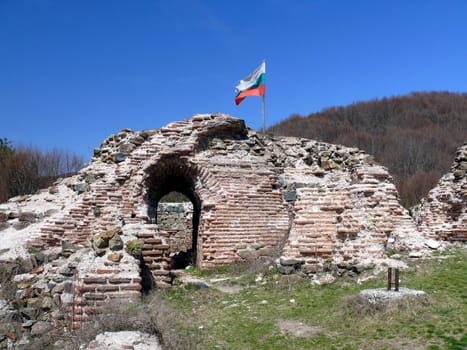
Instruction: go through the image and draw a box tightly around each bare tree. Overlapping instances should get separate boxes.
[0,141,85,203]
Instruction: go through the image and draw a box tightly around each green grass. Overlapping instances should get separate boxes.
[151,247,467,350]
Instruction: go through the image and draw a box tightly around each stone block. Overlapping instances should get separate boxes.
[278,265,295,275]
[280,257,304,266]
[30,321,53,337]
[74,182,89,193]
[107,252,123,262]
[13,222,30,230]
[113,152,128,163]
[19,212,37,223]
[236,249,256,260]
[109,235,124,251]
[303,264,323,274]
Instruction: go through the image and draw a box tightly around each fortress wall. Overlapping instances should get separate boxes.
[3,113,450,330]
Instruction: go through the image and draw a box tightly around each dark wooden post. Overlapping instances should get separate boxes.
[394,269,400,292]
[387,267,401,291]
[387,267,392,291]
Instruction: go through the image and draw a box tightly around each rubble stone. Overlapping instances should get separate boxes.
[109,234,124,251]
[107,252,123,262]
[30,321,53,337]
[18,212,36,223]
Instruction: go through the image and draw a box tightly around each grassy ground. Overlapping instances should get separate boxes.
[150,247,466,350]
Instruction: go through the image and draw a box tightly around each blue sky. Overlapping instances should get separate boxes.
[1,0,467,160]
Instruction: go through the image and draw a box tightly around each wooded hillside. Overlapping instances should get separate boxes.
[268,92,467,208]
[0,139,85,203]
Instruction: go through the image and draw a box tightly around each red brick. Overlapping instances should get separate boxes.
[83,293,106,301]
[119,284,142,291]
[142,250,163,256]
[108,278,132,284]
[83,277,107,284]
[95,285,120,292]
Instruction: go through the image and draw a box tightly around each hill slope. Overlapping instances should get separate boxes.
[268,91,467,207]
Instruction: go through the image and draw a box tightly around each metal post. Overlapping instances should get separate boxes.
[262,94,266,133]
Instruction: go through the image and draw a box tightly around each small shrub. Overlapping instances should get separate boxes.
[27,247,41,254]
[125,239,144,257]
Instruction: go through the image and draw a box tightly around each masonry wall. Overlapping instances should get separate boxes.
[195,158,290,267]
[281,164,418,271]
[27,115,420,272]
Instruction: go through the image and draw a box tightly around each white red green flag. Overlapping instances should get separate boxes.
[235,61,266,105]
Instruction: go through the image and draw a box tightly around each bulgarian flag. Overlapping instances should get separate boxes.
[235,61,266,105]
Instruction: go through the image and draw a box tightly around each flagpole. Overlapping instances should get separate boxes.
[262,59,266,133]
[262,93,266,133]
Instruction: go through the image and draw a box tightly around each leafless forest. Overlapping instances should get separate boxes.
[0,139,85,203]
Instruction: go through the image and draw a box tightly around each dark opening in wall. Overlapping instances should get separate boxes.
[140,256,154,294]
[145,157,201,270]
[159,191,190,203]
[170,251,192,270]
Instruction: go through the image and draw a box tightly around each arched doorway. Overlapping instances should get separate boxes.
[145,157,201,269]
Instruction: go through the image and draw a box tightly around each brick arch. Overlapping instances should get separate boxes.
[144,156,201,268]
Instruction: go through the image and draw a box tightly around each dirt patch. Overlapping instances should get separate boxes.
[277,319,325,338]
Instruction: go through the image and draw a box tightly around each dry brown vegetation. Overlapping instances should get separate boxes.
[268,91,467,208]
[0,139,84,203]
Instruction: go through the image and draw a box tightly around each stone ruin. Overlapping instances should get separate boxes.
[0,113,465,336]
[413,142,467,242]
